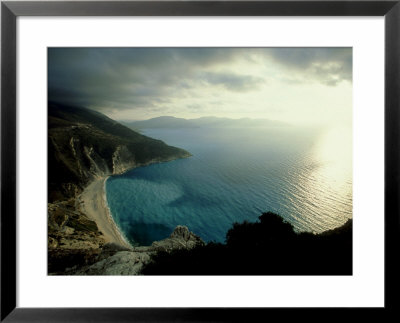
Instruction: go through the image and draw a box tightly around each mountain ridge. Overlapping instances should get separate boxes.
[121,115,288,131]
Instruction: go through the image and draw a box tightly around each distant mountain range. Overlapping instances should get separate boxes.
[48,103,191,202]
[121,116,288,131]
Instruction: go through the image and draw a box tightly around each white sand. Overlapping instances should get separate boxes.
[79,177,131,249]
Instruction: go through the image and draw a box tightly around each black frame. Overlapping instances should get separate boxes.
[1,1,399,321]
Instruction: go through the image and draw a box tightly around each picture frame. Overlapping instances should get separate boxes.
[1,0,399,321]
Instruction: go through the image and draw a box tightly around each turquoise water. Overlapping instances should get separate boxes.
[106,126,352,246]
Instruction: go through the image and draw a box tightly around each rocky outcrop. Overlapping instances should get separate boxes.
[151,225,205,252]
[48,199,106,274]
[48,199,105,250]
[73,251,152,275]
[71,226,205,275]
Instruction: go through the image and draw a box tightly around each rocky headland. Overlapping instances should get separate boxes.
[48,102,191,202]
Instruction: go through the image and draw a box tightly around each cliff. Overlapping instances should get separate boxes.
[48,102,191,202]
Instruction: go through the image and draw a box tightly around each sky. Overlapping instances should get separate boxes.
[48,47,352,126]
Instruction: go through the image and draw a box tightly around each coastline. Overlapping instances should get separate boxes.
[76,155,191,250]
[79,176,132,249]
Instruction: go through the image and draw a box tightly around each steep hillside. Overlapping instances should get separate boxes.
[48,102,191,202]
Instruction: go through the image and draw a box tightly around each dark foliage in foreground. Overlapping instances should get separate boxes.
[141,212,352,275]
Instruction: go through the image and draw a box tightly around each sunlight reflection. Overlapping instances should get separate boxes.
[290,126,352,232]
[313,126,352,191]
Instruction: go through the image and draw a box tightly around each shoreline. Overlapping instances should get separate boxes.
[79,176,132,249]
[77,155,191,250]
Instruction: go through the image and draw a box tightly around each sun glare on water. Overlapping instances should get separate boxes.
[314,125,353,191]
[287,125,353,232]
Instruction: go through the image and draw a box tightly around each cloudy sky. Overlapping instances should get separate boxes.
[48,47,352,125]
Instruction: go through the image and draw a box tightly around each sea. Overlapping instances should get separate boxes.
[106,125,352,246]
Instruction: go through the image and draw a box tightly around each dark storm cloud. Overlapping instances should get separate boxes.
[48,47,351,114]
[48,48,246,112]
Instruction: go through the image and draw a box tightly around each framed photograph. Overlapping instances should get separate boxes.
[1,0,399,321]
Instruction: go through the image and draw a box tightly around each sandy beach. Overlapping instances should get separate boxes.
[79,177,131,249]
